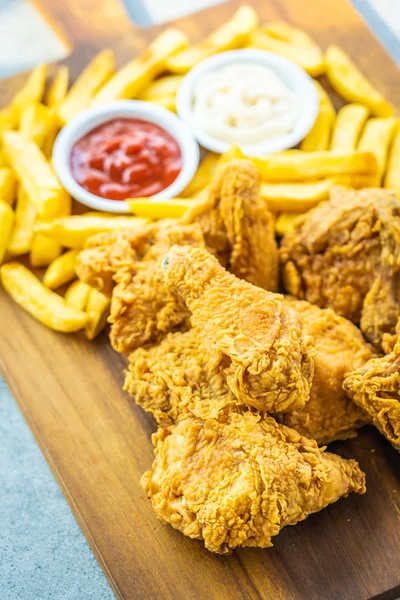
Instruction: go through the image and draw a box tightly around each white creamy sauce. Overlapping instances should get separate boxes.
[192,63,301,144]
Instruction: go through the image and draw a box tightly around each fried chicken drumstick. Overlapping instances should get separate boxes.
[141,412,366,554]
[280,186,400,351]
[76,160,278,352]
[126,301,372,445]
[161,245,313,413]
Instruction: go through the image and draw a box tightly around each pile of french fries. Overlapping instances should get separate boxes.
[0,4,398,338]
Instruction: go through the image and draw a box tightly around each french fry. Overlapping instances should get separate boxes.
[0,262,88,332]
[139,75,183,101]
[7,186,36,255]
[249,28,325,77]
[64,280,91,312]
[217,144,246,168]
[41,111,60,159]
[262,21,325,76]
[165,6,258,73]
[20,103,58,151]
[30,184,72,267]
[330,104,370,151]
[93,30,188,106]
[358,117,398,180]
[252,150,378,181]
[334,174,381,188]
[260,179,333,212]
[275,212,303,237]
[46,66,69,109]
[0,106,18,133]
[34,215,148,248]
[127,197,193,219]
[182,147,245,200]
[43,249,78,289]
[0,200,14,263]
[0,168,17,206]
[148,96,176,112]
[325,45,393,117]
[2,131,64,219]
[58,50,115,124]
[300,82,335,151]
[384,125,400,196]
[85,288,111,340]
[30,234,62,267]
[11,64,47,113]
[263,22,320,48]
[182,153,220,197]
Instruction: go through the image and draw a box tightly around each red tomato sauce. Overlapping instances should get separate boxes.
[70,118,182,200]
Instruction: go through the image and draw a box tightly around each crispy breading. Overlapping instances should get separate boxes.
[183,159,278,291]
[125,330,238,426]
[344,339,400,451]
[161,246,313,413]
[126,300,373,445]
[277,300,372,443]
[141,412,365,554]
[280,186,400,350]
[76,161,278,352]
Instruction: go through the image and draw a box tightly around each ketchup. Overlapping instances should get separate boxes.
[70,118,182,200]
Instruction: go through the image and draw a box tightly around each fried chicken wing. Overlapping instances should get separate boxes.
[76,160,278,352]
[109,223,205,351]
[141,412,366,554]
[76,226,153,296]
[277,300,372,444]
[183,159,278,291]
[161,246,313,413]
[78,222,204,351]
[344,339,400,450]
[280,186,400,350]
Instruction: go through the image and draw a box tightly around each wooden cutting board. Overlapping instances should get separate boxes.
[1,1,400,598]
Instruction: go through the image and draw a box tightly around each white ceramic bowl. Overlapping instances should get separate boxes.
[176,49,319,156]
[53,101,200,213]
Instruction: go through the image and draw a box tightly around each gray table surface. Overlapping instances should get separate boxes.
[0,1,399,599]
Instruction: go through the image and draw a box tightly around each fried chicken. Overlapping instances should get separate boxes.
[141,412,366,554]
[126,302,372,445]
[277,300,372,444]
[343,338,400,451]
[77,220,205,352]
[76,160,278,352]
[161,246,313,413]
[182,159,278,291]
[280,186,400,350]
[125,330,237,426]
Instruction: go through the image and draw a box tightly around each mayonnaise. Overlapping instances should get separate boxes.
[192,63,300,145]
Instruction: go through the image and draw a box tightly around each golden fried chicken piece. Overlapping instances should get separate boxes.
[183,159,278,291]
[76,160,278,352]
[79,221,205,351]
[280,186,400,350]
[125,330,238,426]
[161,246,313,413]
[76,225,153,296]
[141,412,366,554]
[359,206,400,351]
[277,300,372,444]
[126,303,372,445]
[343,339,400,451]
[110,224,205,352]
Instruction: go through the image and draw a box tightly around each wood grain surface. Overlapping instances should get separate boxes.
[1,1,400,598]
